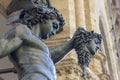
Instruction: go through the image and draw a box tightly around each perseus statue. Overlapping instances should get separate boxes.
[0,0,102,80]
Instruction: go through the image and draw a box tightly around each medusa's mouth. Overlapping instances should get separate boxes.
[86,46,95,55]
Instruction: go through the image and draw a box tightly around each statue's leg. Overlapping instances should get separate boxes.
[21,73,48,80]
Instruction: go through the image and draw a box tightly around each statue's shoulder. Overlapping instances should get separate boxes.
[3,24,29,39]
[15,24,29,30]
[14,24,32,37]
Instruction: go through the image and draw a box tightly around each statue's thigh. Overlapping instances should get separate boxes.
[21,73,48,80]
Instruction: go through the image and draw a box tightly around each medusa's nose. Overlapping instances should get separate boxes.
[96,46,100,51]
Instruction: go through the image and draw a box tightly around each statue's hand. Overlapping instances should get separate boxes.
[71,27,87,48]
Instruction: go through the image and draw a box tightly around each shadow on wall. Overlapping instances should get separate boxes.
[0,77,4,80]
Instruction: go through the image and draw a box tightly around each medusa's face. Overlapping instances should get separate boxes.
[40,19,62,39]
[86,38,101,55]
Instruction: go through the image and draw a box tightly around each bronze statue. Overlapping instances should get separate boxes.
[0,0,102,80]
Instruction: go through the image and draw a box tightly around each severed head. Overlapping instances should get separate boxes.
[72,27,103,79]
[73,27,103,66]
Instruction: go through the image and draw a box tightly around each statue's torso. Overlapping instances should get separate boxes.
[8,35,56,80]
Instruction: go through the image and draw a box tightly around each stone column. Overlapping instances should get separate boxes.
[74,0,86,29]
[84,0,96,30]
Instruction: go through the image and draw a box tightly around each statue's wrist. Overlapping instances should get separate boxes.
[69,39,75,49]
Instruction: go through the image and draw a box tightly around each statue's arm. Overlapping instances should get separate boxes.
[0,37,22,58]
[50,39,73,64]
[0,24,31,58]
[49,28,82,64]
